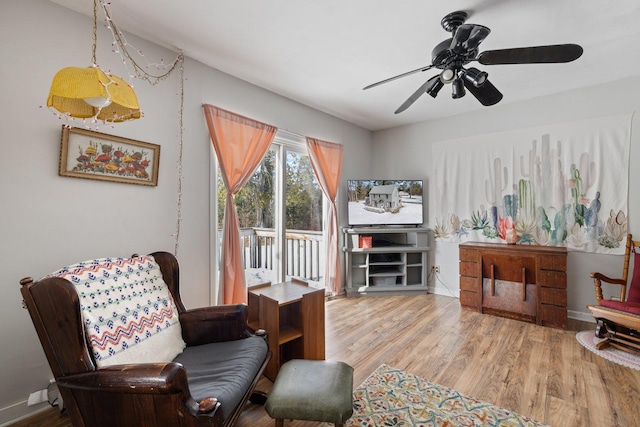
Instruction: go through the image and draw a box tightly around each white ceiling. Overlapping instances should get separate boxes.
[51,0,640,131]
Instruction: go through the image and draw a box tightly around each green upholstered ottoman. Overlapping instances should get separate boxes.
[265,359,354,427]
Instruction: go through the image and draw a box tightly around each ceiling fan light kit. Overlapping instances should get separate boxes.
[364,10,583,114]
[463,67,488,87]
[426,78,444,98]
[440,68,456,84]
[451,78,466,99]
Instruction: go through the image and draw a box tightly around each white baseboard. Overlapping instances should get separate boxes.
[427,284,459,298]
[0,400,50,427]
[568,309,596,323]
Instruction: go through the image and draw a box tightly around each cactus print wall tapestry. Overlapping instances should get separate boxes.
[433,114,632,254]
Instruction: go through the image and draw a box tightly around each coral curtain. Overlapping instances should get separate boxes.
[203,104,277,304]
[306,137,344,295]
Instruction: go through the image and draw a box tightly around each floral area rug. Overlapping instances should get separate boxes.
[328,364,548,427]
[576,330,640,371]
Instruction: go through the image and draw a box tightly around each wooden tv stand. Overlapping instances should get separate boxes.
[459,242,567,329]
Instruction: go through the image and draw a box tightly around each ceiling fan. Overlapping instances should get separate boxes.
[363,10,583,114]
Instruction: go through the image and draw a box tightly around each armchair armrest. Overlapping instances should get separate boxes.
[57,363,222,417]
[590,272,627,286]
[179,304,252,346]
[57,363,189,395]
[590,272,627,302]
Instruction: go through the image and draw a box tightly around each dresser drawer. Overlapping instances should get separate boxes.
[460,260,480,277]
[459,290,481,311]
[540,287,567,306]
[539,254,567,272]
[459,275,477,291]
[538,270,566,289]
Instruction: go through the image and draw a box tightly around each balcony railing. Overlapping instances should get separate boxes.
[234,228,324,283]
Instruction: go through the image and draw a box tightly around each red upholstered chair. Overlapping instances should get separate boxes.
[587,234,640,354]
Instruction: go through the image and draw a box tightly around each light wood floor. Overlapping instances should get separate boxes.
[12,294,640,427]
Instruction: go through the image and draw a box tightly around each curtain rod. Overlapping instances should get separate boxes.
[279,129,342,147]
[277,128,307,140]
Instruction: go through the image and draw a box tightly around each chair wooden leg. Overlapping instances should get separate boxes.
[595,319,607,338]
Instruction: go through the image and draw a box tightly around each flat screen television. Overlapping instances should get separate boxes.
[347,179,424,227]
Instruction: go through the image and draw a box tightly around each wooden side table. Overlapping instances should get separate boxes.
[248,281,325,381]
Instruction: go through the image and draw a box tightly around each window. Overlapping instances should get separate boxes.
[215,132,325,292]
[284,150,324,283]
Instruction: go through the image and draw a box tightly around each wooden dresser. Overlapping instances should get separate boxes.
[459,242,568,329]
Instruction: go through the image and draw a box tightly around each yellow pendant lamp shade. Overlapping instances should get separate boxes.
[47,66,141,122]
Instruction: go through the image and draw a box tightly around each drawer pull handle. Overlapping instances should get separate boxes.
[490,264,495,296]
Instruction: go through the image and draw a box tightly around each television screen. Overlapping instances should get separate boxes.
[347,180,424,227]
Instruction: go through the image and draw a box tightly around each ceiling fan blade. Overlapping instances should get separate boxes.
[450,24,491,55]
[363,64,434,90]
[394,75,440,114]
[463,78,503,106]
[477,44,583,65]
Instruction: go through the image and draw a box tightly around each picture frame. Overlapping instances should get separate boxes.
[59,126,160,186]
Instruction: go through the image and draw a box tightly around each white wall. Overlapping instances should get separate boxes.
[0,0,372,423]
[371,76,639,320]
[5,0,636,424]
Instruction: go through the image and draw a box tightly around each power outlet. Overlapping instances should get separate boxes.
[432,265,440,274]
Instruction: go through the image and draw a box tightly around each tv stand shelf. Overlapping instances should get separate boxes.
[343,227,430,296]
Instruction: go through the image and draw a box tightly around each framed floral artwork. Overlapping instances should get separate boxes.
[59,126,160,186]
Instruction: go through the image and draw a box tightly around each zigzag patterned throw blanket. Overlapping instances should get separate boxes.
[45,255,186,367]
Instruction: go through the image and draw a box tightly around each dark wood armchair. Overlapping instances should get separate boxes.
[587,234,640,354]
[20,251,271,427]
